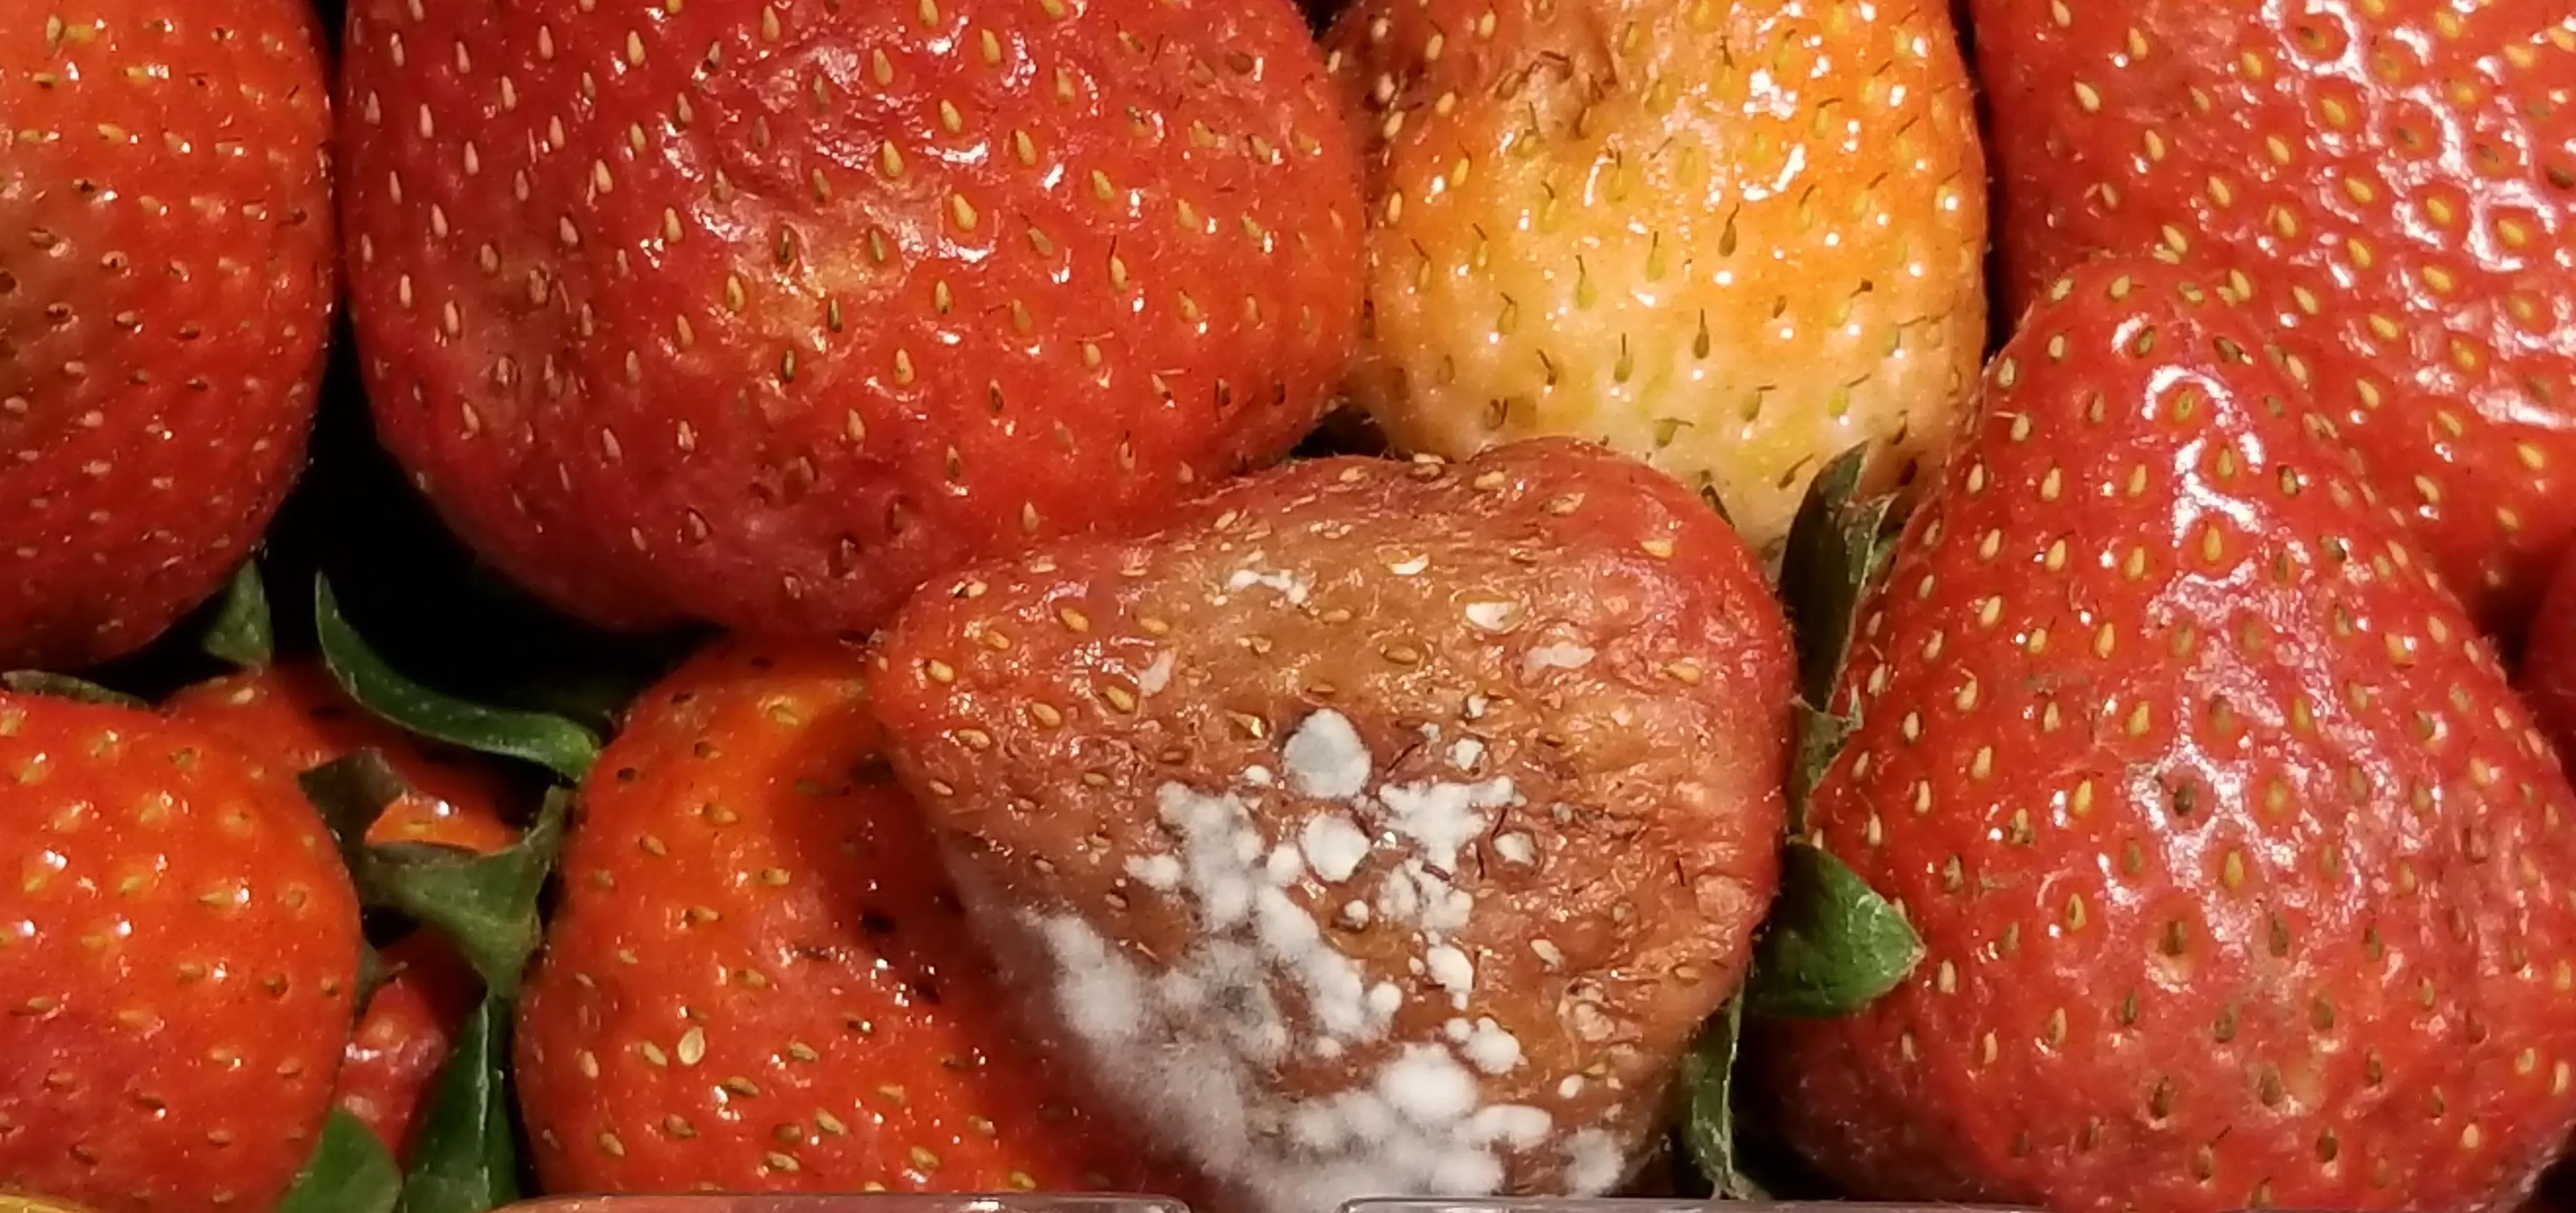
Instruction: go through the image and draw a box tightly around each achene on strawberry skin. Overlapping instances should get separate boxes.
[1761,256,2576,1213]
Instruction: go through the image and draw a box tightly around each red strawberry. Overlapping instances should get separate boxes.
[869,439,1795,1212]
[0,694,363,1213]
[1970,0,2576,625]
[336,0,1365,639]
[334,932,483,1166]
[512,640,1201,1195]
[162,663,521,853]
[0,0,333,669]
[2517,542,2576,770]
[1760,256,2576,1212]
[162,662,522,1164]
[1325,0,1989,556]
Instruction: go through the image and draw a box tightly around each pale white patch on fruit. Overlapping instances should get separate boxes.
[1425,943,1475,1006]
[1464,694,1489,719]
[1522,642,1597,675]
[1016,711,1632,1210]
[1033,907,1554,1212]
[1285,708,1371,800]
[1125,853,1183,890]
[1448,737,1484,770]
[1301,814,1374,883]
[1563,1128,1627,1195]
[1139,649,1176,696]
[1463,600,1517,631]
[1224,561,1313,606]
[1455,1016,1522,1074]
[1379,774,1515,872]
[1493,831,1537,866]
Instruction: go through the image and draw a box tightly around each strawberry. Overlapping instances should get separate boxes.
[869,439,1796,1212]
[1970,0,2576,625]
[162,662,522,1164]
[334,931,484,1166]
[512,639,1199,1194]
[337,0,1366,640]
[1324,0,1989,556]
[2523,542,2576,770]
[0,693,363,1213]
[0,0,334,669]
[162,663,520,853]
[1758,256,2576,1212]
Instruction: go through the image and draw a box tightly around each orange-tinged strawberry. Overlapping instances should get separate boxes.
[1326,0,1988,556]
[512,640,1200,1196]
[0,694,363,1213]
[1761,256,2576,1212]
[0,0,333,669]
[870,439,1795,1213]
[1972,0,2576,627]
[337,0,1364,639]
[162,663,519,853]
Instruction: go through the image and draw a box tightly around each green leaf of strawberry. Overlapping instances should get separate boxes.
[276,1108,402,1213]
[1744,843,1926,1019]
[301,751,570,997]
[1677,998,1767,1201]
[202,561,277,670]
[1777,443,1898,828]
[314,575,601,781]
[394,997,519,1213]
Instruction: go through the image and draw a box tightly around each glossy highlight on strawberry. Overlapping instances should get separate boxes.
[338,0,1366,639]
[1763,256,2576,1213]
[1974,0,2576,627]
[512,639,1199,1196]
[0,693,363,1213]
[0,0,334,669]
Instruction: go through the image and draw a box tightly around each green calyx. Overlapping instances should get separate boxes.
[1678,443,1927,1197]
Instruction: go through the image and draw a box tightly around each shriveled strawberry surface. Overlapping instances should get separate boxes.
[871,439,1794,1213]
[1763,257,2576,1213]
[338,0,1365,639]
[514,640,1201,1196]
[0,695,363,1213]
[1975,0,2576,627]
[0,0,334,669]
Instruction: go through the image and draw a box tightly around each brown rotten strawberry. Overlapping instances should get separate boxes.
[1327,0,1988,556]
[1761,256,2576,1212]
[0,694,363,1212]
[870,439,1795,1212]
[339,0,1365,639]
[513,640,1201,1195]
[0,0,334,669]
[1972,0,2576,626]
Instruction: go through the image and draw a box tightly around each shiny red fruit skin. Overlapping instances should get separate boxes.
[1972,0,2576,628]
[0,695,362,1213]
[512,640,1200,1196]
[337,0,1364,639]
[0,0,332,669]
[161,662,522,1163]
[2517,545,2576,771]
[335,932,483,1166]
[1763,257,2576,1213]
[162,663,523,852]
